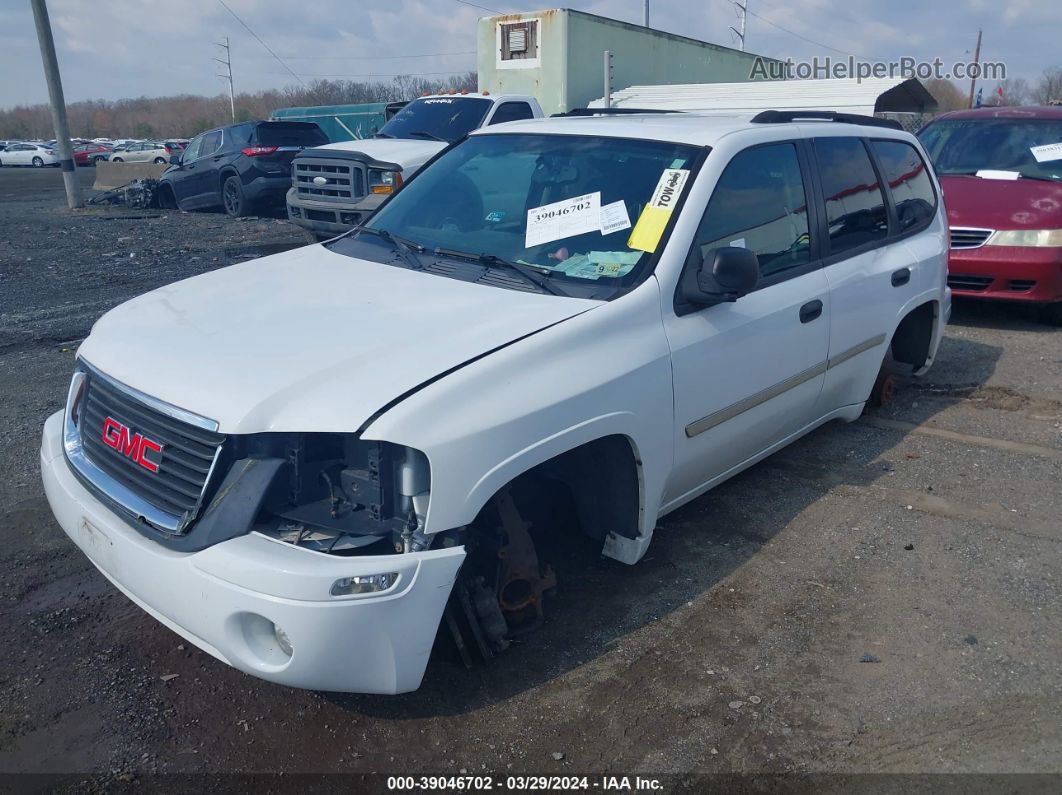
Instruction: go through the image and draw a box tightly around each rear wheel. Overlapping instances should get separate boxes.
[32,156,44,167]
[222,175,249,217]
[868,346,900,409]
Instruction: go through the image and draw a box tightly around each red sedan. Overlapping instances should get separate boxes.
[918,106,1062,325]
[73,143,112,166]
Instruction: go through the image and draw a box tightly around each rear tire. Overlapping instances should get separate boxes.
[222,175,249,217]
[32,156,44,167]
[867,346,899,409]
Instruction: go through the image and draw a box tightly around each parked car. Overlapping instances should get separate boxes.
[73,142,113,166]
[105,141,175,164]
[287,92,543,238]
[156,120,328,216]
[918,105,1062,324]
[0,142,59,167]
[41,109,949,694]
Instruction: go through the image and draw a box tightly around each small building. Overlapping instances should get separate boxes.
[476,8,779,116]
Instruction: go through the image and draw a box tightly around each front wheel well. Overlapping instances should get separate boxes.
[473,434,642,545]
[890,300,937,369]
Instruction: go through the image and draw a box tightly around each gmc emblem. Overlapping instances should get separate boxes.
[101,416,163,473]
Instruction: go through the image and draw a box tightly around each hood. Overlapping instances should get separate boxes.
[939,175,1062,229]
[318,138,446,170]
[78,245,597,434]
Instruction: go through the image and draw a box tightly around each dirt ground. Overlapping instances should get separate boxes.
[1,167,1060,785]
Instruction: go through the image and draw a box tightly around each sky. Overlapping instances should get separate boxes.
[0,0,1058,109]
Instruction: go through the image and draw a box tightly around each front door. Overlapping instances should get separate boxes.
[662,141,831,510]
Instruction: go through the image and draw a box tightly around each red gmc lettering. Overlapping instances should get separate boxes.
[101,416,162,473]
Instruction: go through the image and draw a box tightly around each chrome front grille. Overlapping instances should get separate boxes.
[65,366,224,534]
[293,157,364,203]
[949,227,993,249]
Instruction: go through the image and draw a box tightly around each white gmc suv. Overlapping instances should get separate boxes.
[41,109,950,694]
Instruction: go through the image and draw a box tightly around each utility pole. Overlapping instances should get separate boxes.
[30,0,81,209]
[730,0,748,51]
[966,28,982,110]
[603,50,613,108]
[214,37,235,123]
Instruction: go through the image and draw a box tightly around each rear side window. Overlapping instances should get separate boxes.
[256,122,328,147]
[814,137,888,255]
[200,131,222,156]
[489,102,535,125]
[694,143,812,279]
[870,140,936,232]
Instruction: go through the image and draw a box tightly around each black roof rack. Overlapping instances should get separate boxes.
[750,110,902,130]
[551,107,681,118]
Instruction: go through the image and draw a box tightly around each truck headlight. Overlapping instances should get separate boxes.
[369,169,402,194]
[986,229,1062,247]
[330,572,399,596]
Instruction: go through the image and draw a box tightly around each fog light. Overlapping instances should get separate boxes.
[330,572,398,596]
[274,624,293,657]
[339,211,360,225]
[289,206,302,218]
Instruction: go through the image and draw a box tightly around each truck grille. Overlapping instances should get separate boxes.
[949,227,993,249]
[70,367,224,534]
[293,157,364,203]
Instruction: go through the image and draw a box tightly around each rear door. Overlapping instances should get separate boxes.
[663,141,831,506]
[810,135,922,412]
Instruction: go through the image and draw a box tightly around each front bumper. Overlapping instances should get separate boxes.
[40,411,464,694]
[948,245,1062,303]
[286,188,386,238]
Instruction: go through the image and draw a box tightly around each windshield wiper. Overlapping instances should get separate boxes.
[355,226,424,270]
[407,130,446,142]
[433,247,566,296]
[1018,173,1061,183]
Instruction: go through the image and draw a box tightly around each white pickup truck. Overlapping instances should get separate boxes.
[42,110,949,694]
[286,92,543,238]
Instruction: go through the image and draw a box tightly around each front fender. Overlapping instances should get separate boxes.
[361,278,674,561]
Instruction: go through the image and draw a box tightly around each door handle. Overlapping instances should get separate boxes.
[891,267,911,287]
[799,299,823,323]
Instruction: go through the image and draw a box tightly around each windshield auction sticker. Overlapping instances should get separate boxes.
[628,169,690,253]
[526,192,602,248]
[1030,142,1062,163]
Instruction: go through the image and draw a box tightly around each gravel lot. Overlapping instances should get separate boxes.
[1,167,1060,783]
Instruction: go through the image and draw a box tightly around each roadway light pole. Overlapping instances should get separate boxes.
[30,0,81,209]
[966,28,982,110]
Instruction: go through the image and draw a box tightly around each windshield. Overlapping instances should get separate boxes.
[348,133,701,299]
[918,119,1062,181]
[376,97,493,143]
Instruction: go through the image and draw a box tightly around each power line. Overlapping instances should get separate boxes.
[454,0,505,13]
[215,0,304,85]
[745,6,871,58]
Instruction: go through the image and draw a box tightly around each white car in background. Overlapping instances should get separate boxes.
[0,142,60,167]
[106,141,171,164]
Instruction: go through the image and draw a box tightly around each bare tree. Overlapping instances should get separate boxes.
[1032,66,1062,105]
[0,73,479,139]
[924,78,968,113]
[992,77,1029,106]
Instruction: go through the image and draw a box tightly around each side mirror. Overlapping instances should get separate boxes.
[682,246,760,306]
[169,155,181,166]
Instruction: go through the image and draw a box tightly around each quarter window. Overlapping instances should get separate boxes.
[814,137,888,255]
[871,140,936,232]
[694,143,812,279]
